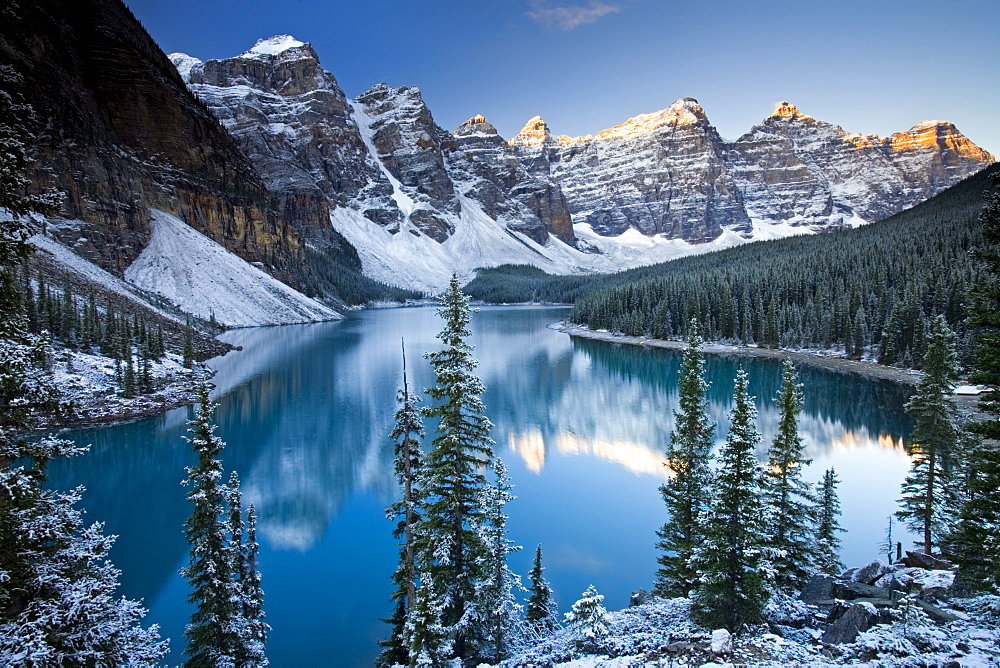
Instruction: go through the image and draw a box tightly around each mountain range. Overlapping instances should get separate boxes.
[170,35,993,292]
[1,0,994,318]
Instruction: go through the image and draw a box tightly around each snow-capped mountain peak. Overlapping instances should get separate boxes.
[509,115,553,147]
[454,114,498,137]
[771,101,813,121]
[167,53,202,83]
[241,34,306,58]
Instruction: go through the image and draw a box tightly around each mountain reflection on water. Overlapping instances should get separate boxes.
[45,306,914,666]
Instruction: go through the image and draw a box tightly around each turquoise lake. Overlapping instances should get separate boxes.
[45,305,915,666]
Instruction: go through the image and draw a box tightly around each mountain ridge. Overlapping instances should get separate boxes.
[170,35,993,291]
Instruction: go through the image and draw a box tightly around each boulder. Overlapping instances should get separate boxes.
[820,603,884,644]
[907,569,955,601]
[916,599,959,624]
[830,580,888,601]
[903,551,953,570]
[710,628,732,656]
[852,560,892,585]
[799,574,836,604]
[629,589,648,607]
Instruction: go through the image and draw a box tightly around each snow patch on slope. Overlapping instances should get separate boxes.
[125,210,341,327]
[29,232,183,323]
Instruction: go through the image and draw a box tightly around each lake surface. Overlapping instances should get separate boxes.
[46,305,915,666]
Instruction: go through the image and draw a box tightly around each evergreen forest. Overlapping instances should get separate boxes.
[466,164,1000,370]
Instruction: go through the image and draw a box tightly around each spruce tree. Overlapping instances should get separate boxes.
[183,320,195,369]
[564,585,610,653]
[227,473,268,667]
[690,369,769,633]
[181,384,242,666]
[764,361,816,590]
[243,503,269,664]
[471,460,523,663]
[654,322,715,597]
[416,274,495,661]
[968,171,1000,440]
[815,468,845,576]
[378,341,425,668]
[948,171,1000,589]
[896,315,960,554]
[525,544,558,635]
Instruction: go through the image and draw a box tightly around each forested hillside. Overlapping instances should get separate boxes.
[466,163,998,368]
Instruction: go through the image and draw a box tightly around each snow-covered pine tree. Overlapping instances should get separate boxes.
[378,340,425,667]
[654,321,715,597]
[968,170,1000,442]
[815,468,845,575]
[764,361,817,590]
[242,504,269,663]
[417,274,495,661]
[406,583,450,666]
[0,71,165,664]
[227,472,268,667]
[690,368,770,633]
[471,459,524,663]
[948,172,1000,591]
[564,584,610,653]
[526,544,558,635]
[181,384,242,666]
[896,314,960,554]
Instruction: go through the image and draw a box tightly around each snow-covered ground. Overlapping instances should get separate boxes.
[328,204,812,294]
[125,210,341,327]
[498,593,1000,667]
[50,348,212,426]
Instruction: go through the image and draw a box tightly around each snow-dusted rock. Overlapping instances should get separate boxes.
[710,628,732,655]
[852,560,893,585]
[124,210,341,327]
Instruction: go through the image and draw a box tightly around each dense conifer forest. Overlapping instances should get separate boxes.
[466,164,1000,369]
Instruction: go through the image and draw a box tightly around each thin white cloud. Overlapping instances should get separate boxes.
[527,1,621,31]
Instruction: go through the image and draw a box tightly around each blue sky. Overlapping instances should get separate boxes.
[127,0,999,155]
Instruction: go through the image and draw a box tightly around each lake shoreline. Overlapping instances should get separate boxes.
[553,321,924,385]
[554,321,992,419]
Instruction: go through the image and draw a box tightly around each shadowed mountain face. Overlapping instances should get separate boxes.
[0,0,307,285]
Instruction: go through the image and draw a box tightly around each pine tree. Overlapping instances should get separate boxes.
[242,504,269,664]
[183,320,195,369]
[378,341,425,668]
[471,460,523,663]
[227,473,268,667]
[415,274,495,662]
[815,468,845,576]
[948,171,1000,590]
[181,384,242,666]
[896,315,960,554]
[654,322,715,597]
[690,369,770,633]
[764,361,817,590]
[525,544,558,635]
[564,584,610,653]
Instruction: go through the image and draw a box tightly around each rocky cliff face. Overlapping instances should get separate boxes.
[0,0,305,279]
[177,36,391,251]
[513,99,750,240]
[514,99,993,236]
[179,40,575,253]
